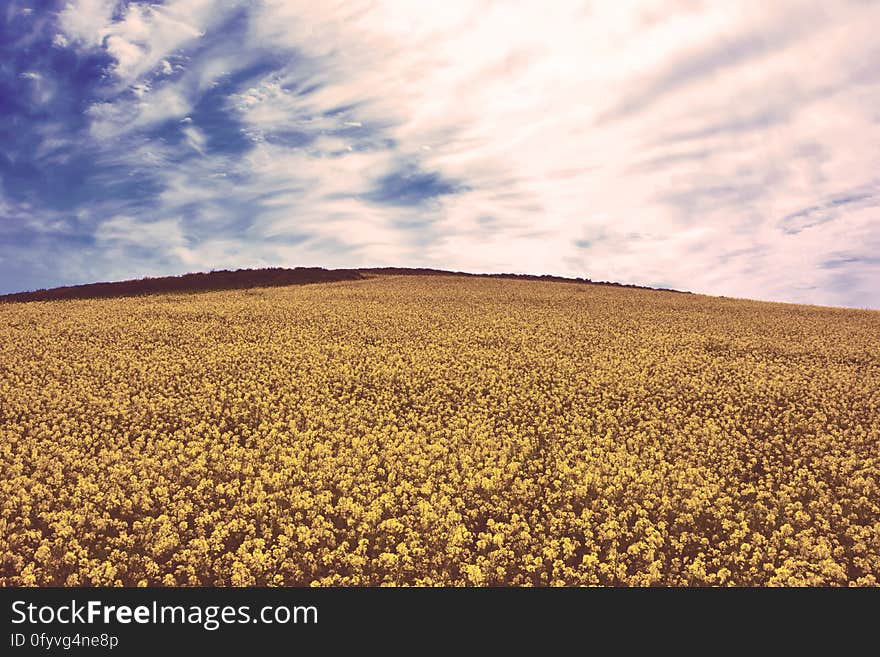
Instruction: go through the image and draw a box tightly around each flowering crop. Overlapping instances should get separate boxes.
[1,275,878,586]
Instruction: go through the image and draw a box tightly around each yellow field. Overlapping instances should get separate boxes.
[1,274,878,586]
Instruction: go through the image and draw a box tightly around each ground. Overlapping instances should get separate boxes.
[1,274,878,586]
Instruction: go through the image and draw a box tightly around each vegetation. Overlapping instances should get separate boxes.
[0,267,363,303]
[0,274,877,586]
[0,267,685,304]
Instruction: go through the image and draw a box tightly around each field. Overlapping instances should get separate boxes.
[1,274,878,586]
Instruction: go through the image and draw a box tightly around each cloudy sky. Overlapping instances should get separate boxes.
[1,1,879,307]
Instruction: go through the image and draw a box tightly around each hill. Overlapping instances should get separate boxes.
[0,267,364,303]
[0,273,877,586]
[0,266,687,303]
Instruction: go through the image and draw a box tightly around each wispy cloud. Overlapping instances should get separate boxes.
[1,0,879,307]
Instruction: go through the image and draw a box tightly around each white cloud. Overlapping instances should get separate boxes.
[87,82,191,138]
[131,82,150,98]
[46,0,880,307]
[58,0,227,86]
[182,124,206,155]
[96,215,187,249]
[57,0,116,46]
[19,70,56,106]
[232,0,880,306]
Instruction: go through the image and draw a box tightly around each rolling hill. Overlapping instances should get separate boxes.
[0,267,686,303]
[0,271,877,586]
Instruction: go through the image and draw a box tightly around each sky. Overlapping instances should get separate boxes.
[1,1,879,307]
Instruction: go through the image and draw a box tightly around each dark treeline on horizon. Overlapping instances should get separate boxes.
[0,267,688,303]
[0,268,363,303]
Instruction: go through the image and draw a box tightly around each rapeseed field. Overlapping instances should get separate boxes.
[0,274,877,586]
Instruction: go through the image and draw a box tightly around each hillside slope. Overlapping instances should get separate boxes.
[0,267,364,303]
[0,266,686,303]
[0,274,877,586]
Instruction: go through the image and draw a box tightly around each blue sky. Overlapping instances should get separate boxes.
[1,0,879,307]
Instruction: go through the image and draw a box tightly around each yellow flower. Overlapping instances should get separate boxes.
[0,274,876,586]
